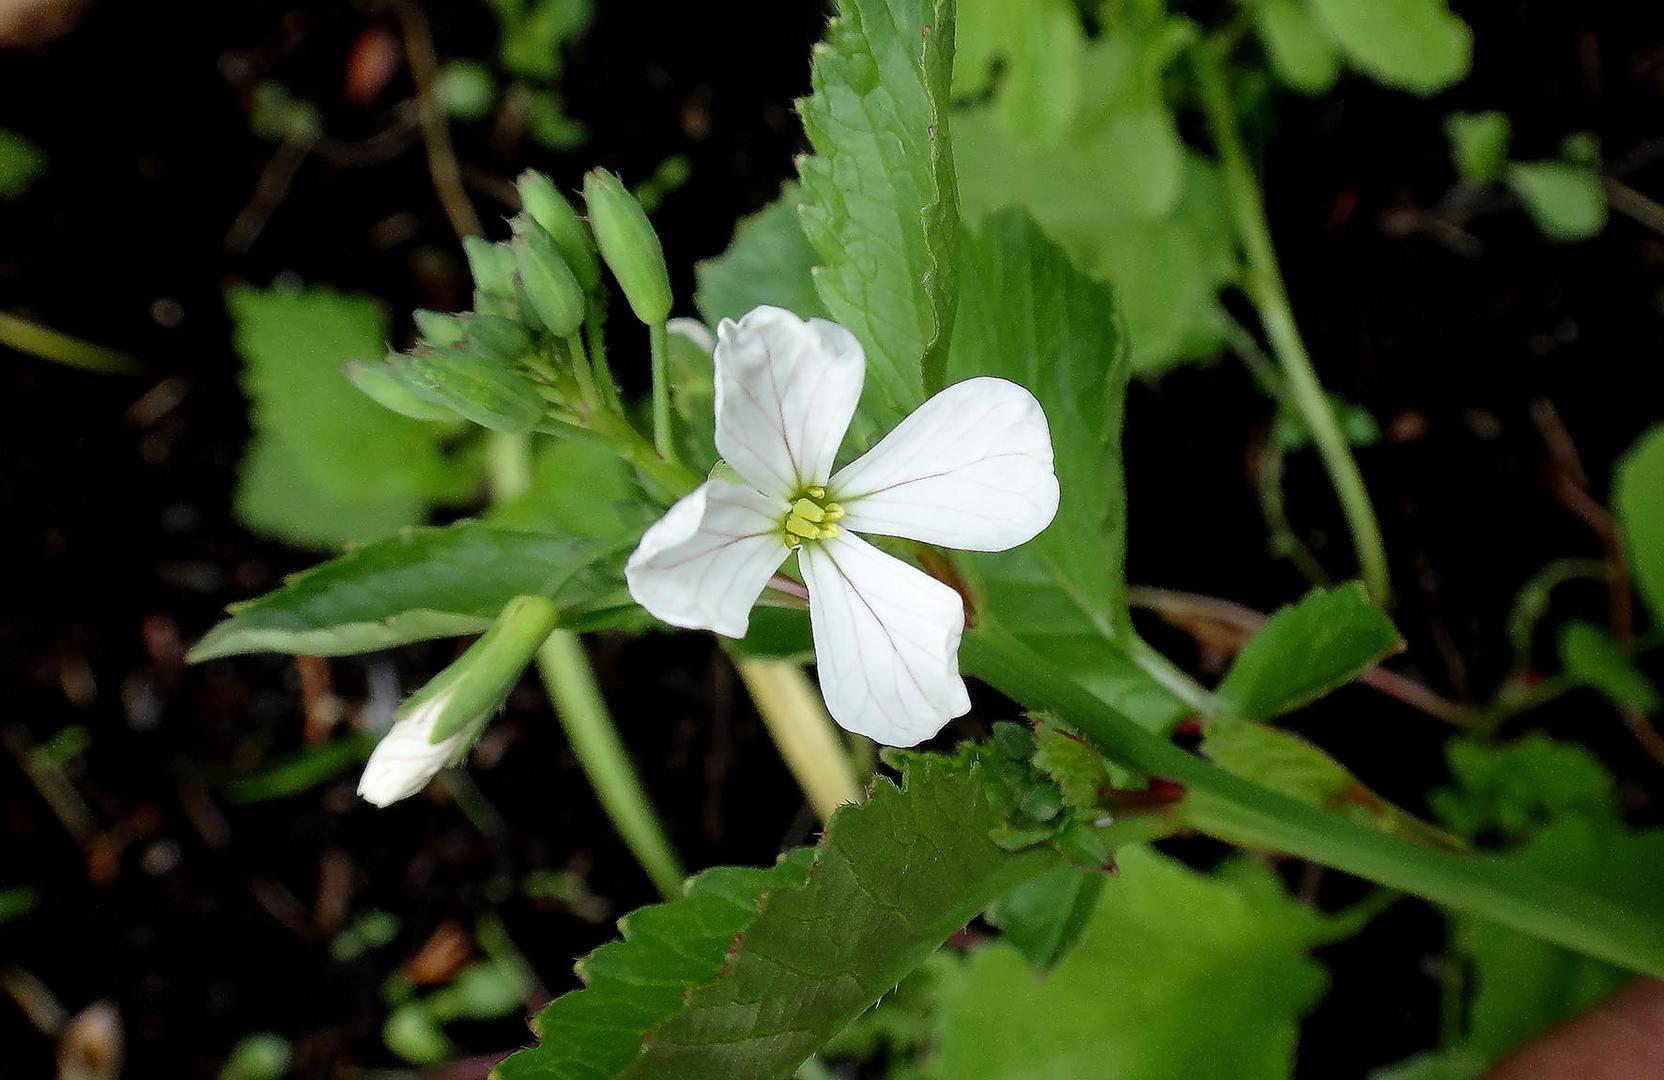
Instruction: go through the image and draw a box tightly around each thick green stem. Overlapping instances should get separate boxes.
[649,320,676,464]
[536,631,685,898]
[487,432,684,899]
[962,627,1664,977]
[1193,43,1392,607]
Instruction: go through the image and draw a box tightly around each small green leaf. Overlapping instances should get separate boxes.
[385,1002,454,1066]
[1558,620,1660,713]
[0,886,40,924]
[953,0,1086,143]
[1218,583,1403,721]
[190,521,635,661]
[221,733,376,803]
[427,961,525,1022]
[1430,736,1620,842]
[1252,0,1342,95]
[935,847,1329,1080]
[1445,110,1511,185]
[229,286,479,550]
[1505,161,1608,242]
[694,184,829,328]
[949,212,1186,730]
[1308,0,1472,94]
[984,864,1104,971]
[0,128,45,198]
[494,0,591,80]
[797,0,960,416]
[1615,425,1664,624]
[218,1033,293,1080]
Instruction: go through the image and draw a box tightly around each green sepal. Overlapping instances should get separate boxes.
[405,595,563,745]
[390,344,545,434]
[344,358,459,423]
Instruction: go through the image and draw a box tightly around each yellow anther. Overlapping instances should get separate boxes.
[819,523,841,540]
[806,486,826,499]
[791,498,826,523]
[785,516,821,541]
[821,503,845,523]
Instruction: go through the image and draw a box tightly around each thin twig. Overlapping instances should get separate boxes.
[388,0,484,239]
[1606,178,1664,238]
[224,131,316,255]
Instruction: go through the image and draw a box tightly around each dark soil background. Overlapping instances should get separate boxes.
[3,0,1663,1076]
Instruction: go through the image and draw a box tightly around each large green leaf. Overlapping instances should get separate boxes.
[189,521,636,661]
[693,184,828,327]
[949,212,1186,729]
[1217,582,1403,721]
[495,749,1058,1079]
[1615,424,1664,624]
[1307,0,1472,95]
[797,0,960,416]
[934,847,1331,1080]
[953,0,1085,143]
[229,286,478,549]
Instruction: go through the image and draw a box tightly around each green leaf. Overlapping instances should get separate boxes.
[725,606,815,663]
[1505,161,1608,242]
[1558,620,1661,713]
[1372,1049,1487,1080]
[955,115,1236,375]
[1218,583,1403,720]
[385,1002,455,1066]
[496,751,1057,1079]
[229,286,480,550]
[1201,723,1449,844]
[948,212,1186,730]
[434,59,499,121]
[189,521,635,661]
[0,128,45,198]
[1429,735,1620,842]
[935,846,1329,1080]
[797,0,960,416]
[1445,110,1511,185]
[693,184,829,327]
[494,855,815,1080]
[487,437,651,540]
[953,0,1086,143]
[0,886,39,925]
[984,865,1104,971]
[1615,424,1664,624]
[218,1033,293,1080]
[1252,0,1341,95]
[1308,0,1472,94]
[494,0,592,80]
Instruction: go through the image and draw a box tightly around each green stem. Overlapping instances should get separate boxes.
[588,407,703,500]
[585,300,620,408]
[649,320,675,463]
[1193,42,1392,607]
[0,311,142,375]
[487,432,685,899]
[962,626,1664,977]
[564,333,601,410]
[733,658,863,821]
[536,631,685,898]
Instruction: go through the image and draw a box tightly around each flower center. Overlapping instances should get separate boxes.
[781,486,845,547]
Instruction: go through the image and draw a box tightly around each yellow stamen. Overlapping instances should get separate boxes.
[819,523,840,539]
[821,503,845,523]
[792,498,826,523]
[806,486,826,499]
[785,516,821,540]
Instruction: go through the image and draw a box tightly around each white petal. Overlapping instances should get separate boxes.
[799,532,970,746]
[358,698,469,807]
[832,377,1060,551]
[626,479,789,638]
[714,305,865,498]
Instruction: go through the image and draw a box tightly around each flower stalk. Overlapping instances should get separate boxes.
[733,658,863,822]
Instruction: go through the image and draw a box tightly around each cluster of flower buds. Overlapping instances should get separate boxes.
[345,167,674,435]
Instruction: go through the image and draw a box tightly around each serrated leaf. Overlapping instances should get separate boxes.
[497,751,1059,1079]
[1506,161,1608,242]
[1308,0,1472,95]
[1614,425,1664,623]
[948,212,1186,730]
[229,285,480,549]
[797,0,959,417]
[1558,620,1660,713]
[189,521,635,661]
[1218,583,1403,721]
[494,856,815,1080]
[693,184,828,328]
[935,846,1329,1080]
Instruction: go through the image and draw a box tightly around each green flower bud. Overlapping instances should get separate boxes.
[583,167,673,324]
[392,342,544,433]
[412,309,465,348]
[512,221,586,337]
[516,170,600,292]
[462,235,517,299]
[459,312,533,362]
[345,357,457,422]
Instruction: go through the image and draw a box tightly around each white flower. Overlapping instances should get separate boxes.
[626,305,1059,746]
[356,693,473,807]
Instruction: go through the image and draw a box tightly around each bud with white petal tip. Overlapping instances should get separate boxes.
[583,168,672,324]
[358,595,560,807]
